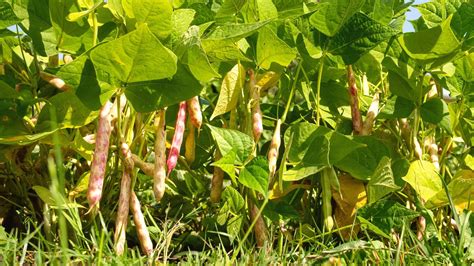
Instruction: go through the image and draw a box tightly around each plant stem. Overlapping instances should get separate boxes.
[281,62,301,124]
[92,12,99,46]
[315,56,325,125]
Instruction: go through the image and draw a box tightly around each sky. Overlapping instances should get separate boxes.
[403,0,429,32]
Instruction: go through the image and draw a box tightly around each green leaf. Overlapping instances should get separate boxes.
[36,92,98,131]
[207,125,254,165]
[420,98,450,126]
[329,12,398,65]
[383,57,420,102]
[416,0,461,28]
[13,0,56,56]
[459,210,474,261]
[398,15,460,61]
[335,136,391,181]
[177,26,220,82]
[309,0,365,37]
[124,63,201,113]
[257,27,297,69]
[125,0,173,40]
[357,216,391,239]
[49,0,93,54]
[284,122,322,163]
[451,2,474,40]
[358,199,419,234]
[204,20,271,41]
[257,0,278,21]
[202,39,250,62]
[221,186,245,240]
[215,0,246,19]
[239,156,269,196]
[264,200,299,221]
[402,160,442,202]
[210,63,246,120]
[283,130,364,181]
[170,8,196,42]
[454,53,474,82]
[367,157,399,204]
[283,134,330,181]
[90,24,177,84]
[222,186,245,212]
[32,186,56,206]
[378,96,415,119]
[57,56,114,110]
[212,149,237,181]
[0,2,22,29]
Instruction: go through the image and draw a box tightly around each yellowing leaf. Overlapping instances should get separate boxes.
[332,174,367,239]
[427,170,474,212]
[402,160,441,202]
[269,182,311,199]
[256,71,280,91]
[257,27,297,69]
[210,63,246,120]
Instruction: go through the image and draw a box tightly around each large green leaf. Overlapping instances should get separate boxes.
[367,157,399,204]
[335,136,391,181]
[239,156,269,196]
[124,64,201,113]
[382,57,420,102]
[309,0,365,37]
[122,0,172,40]
[0,2,22,29]
[210,63,246,120]
[90,24,177,84]
[207,125,254,165]
[358,199,419,234]
[420,98,451,133]
[283,122,322,163]
[329,12,398,65]
[416,0,462,28]
[283,130,364,181]
[56,55,115,110]
[402,160,442,202]
[451,2,474,40]
[398,15,460,61]
[257,26,297,69]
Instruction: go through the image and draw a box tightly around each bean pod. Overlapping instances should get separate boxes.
[185,123,196,165]
[268,119,282,179]
[154,110,167,201]
[167,101,187,176]
[130,192,153,256]
[249,70,263,142]
[361,93,380,136]
[114,142,133,255]
[186,96,202,129]
[87,101,114,211]
[346,65,362,135]
[210,150,224,203]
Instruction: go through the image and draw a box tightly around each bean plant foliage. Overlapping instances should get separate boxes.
[0,0,473,264]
